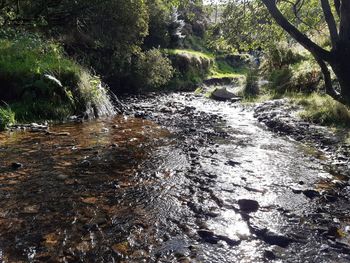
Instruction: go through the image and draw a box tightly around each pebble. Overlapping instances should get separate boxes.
[303,189,320,199]
[57,174,69,180]
[11,162,23,169]
[264,250,276,260]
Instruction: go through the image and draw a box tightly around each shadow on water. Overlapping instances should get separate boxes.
[0,116,175,262]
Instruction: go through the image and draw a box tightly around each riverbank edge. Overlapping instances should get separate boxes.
[253,99,350,178]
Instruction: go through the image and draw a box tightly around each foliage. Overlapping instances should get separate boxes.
[244,69,260,97]
[165,49,214,60]
[134,49,174,90]
[144,0,172,48]
[263,46,322,94]
[216,0,329,52]
[0,30,80,102]
[0,31,113,121]
[0,106,15,130]
[268,68,293,93]
[291,60,322,93]
[214,1,284,51]
[183,35,210,53]
[260,45,305,75]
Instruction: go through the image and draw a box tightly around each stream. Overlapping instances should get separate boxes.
[0,93,350,262]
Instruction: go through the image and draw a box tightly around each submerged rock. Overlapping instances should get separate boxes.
[197,230,218,244]
[303,189,320,199]
[238,199,260,213]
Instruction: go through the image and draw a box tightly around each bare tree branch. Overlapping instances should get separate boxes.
[339,0,350,41]
[261,0,331,61]
[320,0,338,48]
[314,56,345,103]
[334,0,340,16]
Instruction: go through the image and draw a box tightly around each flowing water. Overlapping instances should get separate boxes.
[0,93,350,263]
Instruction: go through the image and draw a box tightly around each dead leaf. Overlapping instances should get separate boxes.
[76,241,91,253]
[44,233,59,247]
[112,241,129,255]
[23,205,40,214]
[81,197,98,204]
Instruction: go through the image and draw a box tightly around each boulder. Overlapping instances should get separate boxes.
[210,88,239,101]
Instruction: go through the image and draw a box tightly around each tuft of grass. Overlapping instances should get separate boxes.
[164,49,214,60]
[242,68,259,97]
[10,101,72,122]
[194,87,204,95]
[291,93,350,127]
[0,106,15,130]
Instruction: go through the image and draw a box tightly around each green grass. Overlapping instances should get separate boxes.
[165,49,248,80]
[243,89,350,127]
[0,37,81,84]
[209,59,247,79]
[0,31,112,124]
[164,49,214,60]
[10,101,73,122]
[291,93,350,127]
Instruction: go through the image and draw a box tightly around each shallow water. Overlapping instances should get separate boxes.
[0,93,350,262]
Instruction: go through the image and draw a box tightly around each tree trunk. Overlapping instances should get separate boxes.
[330,52,350,104]
[261,0,350,106]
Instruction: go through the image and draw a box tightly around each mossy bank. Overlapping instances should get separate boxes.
[0,31,116,130]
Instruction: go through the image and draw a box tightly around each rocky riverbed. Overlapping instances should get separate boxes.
[0,93,350,262]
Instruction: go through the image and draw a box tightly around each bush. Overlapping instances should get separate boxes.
[267,60,322,94]
[291,60,322,93]
[134,49,174,91]
[261,45,304,75]
[0,106,15,130]
[243,68,259,97]
[268,67,293,93]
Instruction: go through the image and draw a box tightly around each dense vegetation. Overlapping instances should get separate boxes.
[0,0,350,129]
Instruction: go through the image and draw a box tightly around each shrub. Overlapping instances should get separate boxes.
[243,68,259,97]
[261,45,304,75]
[268,67,293,93]
[291,60,322,93]
[267,60,322,94]
[0,106,15,130]
[134,49,174,91]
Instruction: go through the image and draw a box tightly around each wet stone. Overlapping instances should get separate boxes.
[260,231,294,248]
[238,199,259,213]
[80,160,92,167]
[197,230,218,244]
[57,174,69,180]
[264,250,277,260]
[226,160,241,167]
[23,205,40,214]
[11,162,23,170]
[303,189,320,199]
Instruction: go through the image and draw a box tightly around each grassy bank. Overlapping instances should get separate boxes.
[291,93,350,127]
[243,89,350,127]
[164,49,248,91]
[0,31,113,130]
